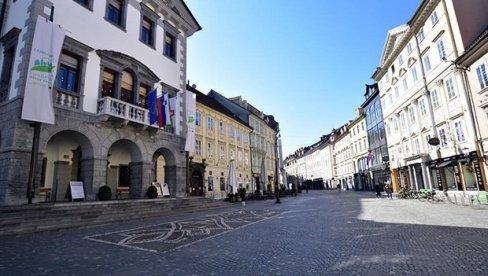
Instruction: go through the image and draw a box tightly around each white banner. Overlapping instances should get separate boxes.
[21,16,66,124]
[184,91,196,152]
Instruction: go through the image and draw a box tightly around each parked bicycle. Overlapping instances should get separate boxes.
[418,189,443,203]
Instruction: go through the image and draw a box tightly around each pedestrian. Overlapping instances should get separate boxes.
[385,184,393,199]
[375,183,381,198]
[305,184,308,193]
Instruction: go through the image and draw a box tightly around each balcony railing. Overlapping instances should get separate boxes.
[96,96,174,133]
[55,89,80,109]
[97,96,149,125]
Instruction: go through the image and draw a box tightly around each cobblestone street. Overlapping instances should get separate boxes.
[1,191,488,275]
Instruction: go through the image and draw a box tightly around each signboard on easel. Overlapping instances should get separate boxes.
[160,183,170,197]
[70,181,85,201]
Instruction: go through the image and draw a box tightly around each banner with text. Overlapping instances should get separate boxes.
[184,91,196,152]
[21,16,65,124]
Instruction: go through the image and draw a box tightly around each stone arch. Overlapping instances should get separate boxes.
[41,130,95,202]
[152,147,177,197]
[105,139,144,199]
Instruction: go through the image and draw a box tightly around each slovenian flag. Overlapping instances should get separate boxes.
[162,93,171,127]
[148,89,158,125]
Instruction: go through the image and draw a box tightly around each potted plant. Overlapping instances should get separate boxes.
[147,185,158,199]
[235,192,240,202]
[98,185,112,201]
[238,188,247,206]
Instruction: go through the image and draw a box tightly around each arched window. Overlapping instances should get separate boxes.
[121,70,134,103]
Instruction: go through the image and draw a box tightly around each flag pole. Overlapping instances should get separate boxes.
[26,7,55,204]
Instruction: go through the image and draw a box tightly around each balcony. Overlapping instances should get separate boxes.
[55,89,80,109]
[97,96,149,125]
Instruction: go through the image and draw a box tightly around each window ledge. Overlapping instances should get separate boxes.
[104,18,127,32]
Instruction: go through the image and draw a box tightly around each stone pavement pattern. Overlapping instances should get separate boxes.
[1,191,488,275]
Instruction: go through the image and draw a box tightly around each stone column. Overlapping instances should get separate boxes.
[82,157,108,200]
[129,162,152,199]
[53,161,71,202]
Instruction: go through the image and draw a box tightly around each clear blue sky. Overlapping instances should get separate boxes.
[185,0,420,157]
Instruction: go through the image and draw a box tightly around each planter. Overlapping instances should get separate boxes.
[147,185,158,199]
[98,192,112,201]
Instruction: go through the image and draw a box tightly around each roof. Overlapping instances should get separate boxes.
[457,25,488,66]
[181,0,202,31]
[186,84,251,129]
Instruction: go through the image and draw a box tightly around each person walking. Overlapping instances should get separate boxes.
[375,183,381,198]
[385,184,393,199]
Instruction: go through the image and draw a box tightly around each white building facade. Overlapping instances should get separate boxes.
[374,0,488,195]
[0,0,201,205]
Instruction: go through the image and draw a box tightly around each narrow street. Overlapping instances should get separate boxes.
[1,191,487,275]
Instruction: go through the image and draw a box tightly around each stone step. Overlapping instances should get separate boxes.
[0,198,229,236]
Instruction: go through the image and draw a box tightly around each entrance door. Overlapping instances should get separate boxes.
[119,165,130,187]
[191,171,203,196]
[255,176,260,194]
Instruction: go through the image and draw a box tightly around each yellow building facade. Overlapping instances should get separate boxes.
[190,89,252,199]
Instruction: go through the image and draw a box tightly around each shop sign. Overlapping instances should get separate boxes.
[69,181,85,201]
[472,158,484,190]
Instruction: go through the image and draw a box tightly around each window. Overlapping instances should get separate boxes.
[431,89,441,109]
[229,126,235,138]
[237,129,242,141]
[244,132,249,144]
[419,98,427,116]
[445,78,456,99]
[398,54,404,66]
[0,45,15,97]
[418,27,425,42]
[394,86,399,98]
[101,68,116,98]
[426,134,432,150]
[409,106,416,123]
[388,93,393,104]
[385,71,390,83]
[391,65,395,75]
[140,16,154,46]
[476,64,488,89]
[207,116,213,130]
[107,0,124,27]
[423,54,431,72]
[454,120,466,142]
[163,32,176,60]
[400,113,406,127]
[56,51,79,93]
[219,121,225,135]
[120,70,134,103]
[437,40,446,60]
[402,78,408,91]
[431,10,439,26]
[412,66,418,82]
[407,43,413,55]
[208,176,213,191]
[195,112,201,126]
[439,128,448,147]
[207,142,213,158]
[195,139,202,155]
[414,139,420,154]
[74,0,92,9]
[138,85,148,108]
[220,144,225,160]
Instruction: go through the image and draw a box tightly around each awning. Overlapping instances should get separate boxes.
[437,161,455,168]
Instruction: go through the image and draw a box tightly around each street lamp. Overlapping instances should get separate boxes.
[275,132,280,204]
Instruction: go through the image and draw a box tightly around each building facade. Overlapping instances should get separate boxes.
[456,29,488,190]
[0,0,200,205]
[373,0,488,195]
[361,84,389,191]
[188,85,252,199]
[349,112,369,191]
[330,124,354,190]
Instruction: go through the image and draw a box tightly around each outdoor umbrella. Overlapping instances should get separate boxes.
[228,160,238,194]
